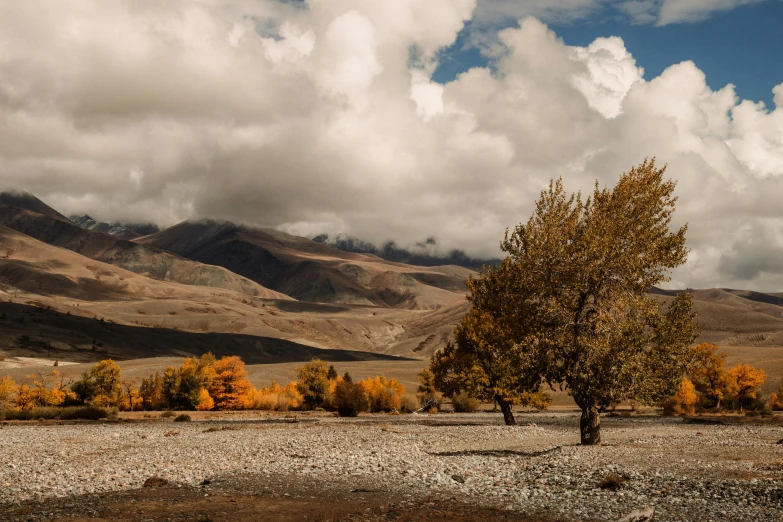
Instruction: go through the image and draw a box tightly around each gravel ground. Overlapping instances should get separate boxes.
[0,412,781,521]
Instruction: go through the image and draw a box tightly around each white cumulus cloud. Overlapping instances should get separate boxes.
[0,2,782,291]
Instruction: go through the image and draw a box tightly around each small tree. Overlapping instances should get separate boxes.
[327,365,338,381]
[416,368,442,411]
[430,291,549,426]
[295,359,332,409]
[674,377,699,415]
[195,388,215,411]
[359,376,405,412]
[690,343,730,409]
[770,384,783,410]
[0,376,17,410]
[334,373,368,417]
[139,372,165,410]
[121,378,141,412]
[209,356,253,410]
[725,364,766,411]
[71,359,122,406]
[481,160,697,444]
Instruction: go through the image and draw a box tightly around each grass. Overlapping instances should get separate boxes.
[0,406,108,421]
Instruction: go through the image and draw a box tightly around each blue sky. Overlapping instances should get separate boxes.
[434,0,783,109]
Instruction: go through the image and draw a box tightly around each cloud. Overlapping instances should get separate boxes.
[0,2,782,290]
[472,0,603,26]
[655,0,767,25]
[471,0,771,27]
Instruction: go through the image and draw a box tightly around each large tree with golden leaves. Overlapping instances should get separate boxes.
[476,159,697,444]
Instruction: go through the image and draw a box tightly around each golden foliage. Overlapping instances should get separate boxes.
[725,364,765,410]
[674,377,699,415]
[295,359,332,409]
[71,359,122,406]
[359,375,405,413]
[453,160,696,442]
[195,388,215,411]
[770,385,783,410]
[208,356,254,410]
[689,343,730,408]
[252,381,302,411]
[0,375,16,409]
[17,370,74,408]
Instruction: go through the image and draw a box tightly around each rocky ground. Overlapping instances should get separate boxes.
[0,412,781,521]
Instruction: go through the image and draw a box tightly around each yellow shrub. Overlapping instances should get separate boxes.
[359,376,406,413]
[195,388,215,411]
[770,386,783,410]
[253,381,302,411]
[0,376,16,410]
[674,377,699,415]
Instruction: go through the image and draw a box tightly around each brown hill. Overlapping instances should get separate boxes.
[0,207,287,299]
[0,191,71,222]
[0,226,466,360]
[137,220,471,309]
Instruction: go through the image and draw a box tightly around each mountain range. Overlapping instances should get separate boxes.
[0,191,782,368]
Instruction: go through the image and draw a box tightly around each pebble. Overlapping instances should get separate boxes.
[0,413,780,521]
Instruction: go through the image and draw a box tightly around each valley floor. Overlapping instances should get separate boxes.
[0,412,781,521]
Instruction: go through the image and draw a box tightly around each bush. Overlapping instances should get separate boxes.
[360,376,405,413]
[451,391,480,413]
[660,396,681,416]
[334,380,368,417]
[174,414,191,422]
[295,359,332,409]
[400,394,420,413]
[252,382,302,411]
[0,406,108,421]
[160,410,176,418]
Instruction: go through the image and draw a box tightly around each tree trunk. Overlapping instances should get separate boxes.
[497,397,516,426]
[580,405,601,445]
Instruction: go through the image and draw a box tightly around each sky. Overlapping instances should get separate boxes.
[0,0,782,290]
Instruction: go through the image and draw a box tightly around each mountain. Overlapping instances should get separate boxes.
[312,234,500,270]
[2,191,783,368]
[0,206,286,299]
[0,191,71,222]
[69,214,159,240]
[0,224,466,360]
[137,220,471,309]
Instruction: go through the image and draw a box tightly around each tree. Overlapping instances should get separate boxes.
[71,359,122,406]
[174,353,217,409]
[674,377,699,415]
[334,374,368,417]
[359,376,405,412]
[121,378,141,412]
[770,384,783,411]
[295,359,332,409]
[416,368,442,411]
[161,366,181,408]
[0,376,16,410]
[725,364,766,410]
[195,388,215,411]
[327,365,338,381]
[480,160,697,444]
[209,356,253,410]
[430,287,549,425]
[689,343,729,409]
[139,372,165,410]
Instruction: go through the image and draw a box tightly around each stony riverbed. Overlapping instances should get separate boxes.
[0,412,781,521]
